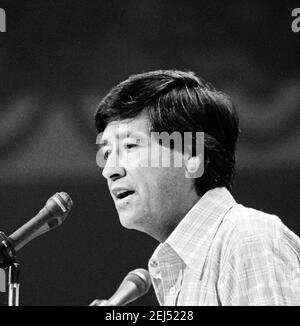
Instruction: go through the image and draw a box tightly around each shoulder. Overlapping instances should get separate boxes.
[215,203,300,304]
[218,203,300,263]
[222,203,282,241]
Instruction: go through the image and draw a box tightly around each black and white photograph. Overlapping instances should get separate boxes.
[0,1,299,308]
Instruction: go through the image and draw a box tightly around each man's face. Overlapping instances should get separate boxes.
[98,112,200,242]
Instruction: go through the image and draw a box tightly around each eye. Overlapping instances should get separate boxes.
[103,150,111,160]
[124,143,138,150]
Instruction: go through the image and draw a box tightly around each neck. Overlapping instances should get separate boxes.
[156,192,201,243]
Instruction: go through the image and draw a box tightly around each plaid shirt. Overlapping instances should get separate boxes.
[148,187,300,305]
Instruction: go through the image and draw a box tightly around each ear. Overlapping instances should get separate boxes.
[184,154,203,179]
[182,132,205,178]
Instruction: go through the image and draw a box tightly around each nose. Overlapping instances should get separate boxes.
[102,151,126,181]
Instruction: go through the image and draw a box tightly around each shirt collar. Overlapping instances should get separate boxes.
[150,187,236,277]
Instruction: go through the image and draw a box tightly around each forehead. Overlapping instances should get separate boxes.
[100,113,151,142]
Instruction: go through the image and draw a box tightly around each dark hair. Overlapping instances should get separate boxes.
[95,70,240,197]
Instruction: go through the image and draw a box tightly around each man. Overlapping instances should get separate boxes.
[93,70,300,305]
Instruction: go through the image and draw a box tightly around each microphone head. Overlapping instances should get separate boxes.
[108,268,152,306]
[3,192,74,256]
[45,192,73,229]
[124,268,152,295]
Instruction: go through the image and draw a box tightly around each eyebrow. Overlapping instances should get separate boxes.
[97,139,108,150]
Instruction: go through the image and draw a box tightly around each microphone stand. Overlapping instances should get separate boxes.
[8,262,20,306]
[0,231,20,306]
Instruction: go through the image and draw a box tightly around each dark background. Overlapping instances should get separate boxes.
[0,0,299,306]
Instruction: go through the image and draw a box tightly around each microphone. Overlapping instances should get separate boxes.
[90,268,152,306]
[0,192,73,268]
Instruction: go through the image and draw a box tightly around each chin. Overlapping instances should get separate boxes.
[119,213,151,235]
[118,212,140,230]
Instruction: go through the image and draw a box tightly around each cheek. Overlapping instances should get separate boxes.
[143,167,185,199]
[132,167,165,204]
[128,148,186,202]
[126,149,151,169]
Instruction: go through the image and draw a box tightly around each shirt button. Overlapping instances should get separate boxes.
[170,287,176,295]
[150,260,158,267]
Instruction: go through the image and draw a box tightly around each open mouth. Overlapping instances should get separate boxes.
[115,190,135,200]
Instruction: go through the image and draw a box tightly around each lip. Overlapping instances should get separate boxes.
[115,191,136,201]
[111,187,135,200]
[114,191,136,208]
